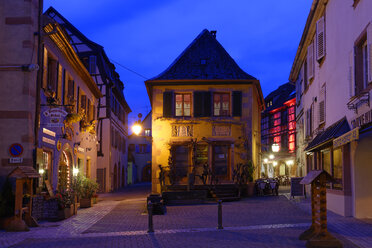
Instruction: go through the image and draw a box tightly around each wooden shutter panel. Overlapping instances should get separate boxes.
[146,144,151,153]
[355,46,364,95]
[316,16,326,61]
[81,95,87,114]
[367,24,372,83]
[163,91,173,117]
[307,42,314,80]
[349,50,355,97]
[319,84,326,124]
[203,91,212,117]
[193,91,204,117]
[232,91,242,116]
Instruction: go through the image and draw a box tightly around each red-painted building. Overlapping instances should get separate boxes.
[261,82,297,179]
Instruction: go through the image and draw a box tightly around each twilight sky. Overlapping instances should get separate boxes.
[43,0,312,124]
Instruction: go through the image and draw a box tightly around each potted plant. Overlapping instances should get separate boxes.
[55,189,74,219]
[80,177,99,208]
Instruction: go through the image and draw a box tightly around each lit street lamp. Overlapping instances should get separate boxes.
[272,143,280,153]
[132,113,143,135]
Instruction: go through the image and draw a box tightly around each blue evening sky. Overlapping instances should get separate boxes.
[43,0,312,124]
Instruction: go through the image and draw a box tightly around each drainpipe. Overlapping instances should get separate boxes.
[34,0,44,149]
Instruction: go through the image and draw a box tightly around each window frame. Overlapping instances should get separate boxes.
[213,92,230,117]
[175,93,192,117]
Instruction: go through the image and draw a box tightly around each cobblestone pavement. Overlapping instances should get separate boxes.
[1,183,370,248]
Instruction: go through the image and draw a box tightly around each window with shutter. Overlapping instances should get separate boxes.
[175,93,191,117]
[232,91,242,116]
[355,35,368,95]
[47,57,58,91]
[163,91,173,117]
[316,16,326,61]
[349,50,355,97]
[307,42,314,80]
[319,84,326,124]
[80,95,87,114]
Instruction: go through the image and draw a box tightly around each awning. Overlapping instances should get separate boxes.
[305,117,350,152]
[8,166,40,179]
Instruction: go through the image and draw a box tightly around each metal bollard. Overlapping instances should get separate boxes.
[217,200,223,229]
[148,201,154,233]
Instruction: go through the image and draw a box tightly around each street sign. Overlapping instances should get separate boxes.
[9,157,23,163]
[9,143,23,157]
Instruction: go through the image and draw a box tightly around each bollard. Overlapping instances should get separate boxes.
[148,201,154,233]
[217,200,223,229]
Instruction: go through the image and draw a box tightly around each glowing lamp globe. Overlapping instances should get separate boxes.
[132,123,142,135]
[272,143,280,153]
[263,158,268,163]
[73,167,79,176]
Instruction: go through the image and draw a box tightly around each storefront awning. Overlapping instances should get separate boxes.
[305,117,350,152]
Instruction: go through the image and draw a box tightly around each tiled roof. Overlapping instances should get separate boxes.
[305,117,350,151]
[149,29,256,81]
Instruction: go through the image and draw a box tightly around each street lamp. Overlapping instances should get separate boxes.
[132,113,143,135]
[272,143,280,153]
[263,158,268,163]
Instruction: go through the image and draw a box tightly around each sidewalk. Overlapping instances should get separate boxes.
[288,195,372,248]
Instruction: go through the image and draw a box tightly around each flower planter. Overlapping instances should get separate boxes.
[80,198,93,208]
[246,182,255,197]
[64,205,74,218]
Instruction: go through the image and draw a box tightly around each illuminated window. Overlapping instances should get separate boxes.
[175,93,191,116]
[333,148,343,190]
[213,93,230,116]
[144,129,151,136]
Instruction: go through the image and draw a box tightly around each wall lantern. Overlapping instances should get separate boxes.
[269,154,275,160]
[286,160,294,166]
[73,167,79,177]
[39,168,45,175]
[273,161,278,167]
[263,158,268,163]
[272,143,280,153]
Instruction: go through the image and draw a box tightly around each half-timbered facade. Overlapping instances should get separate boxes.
[45,8,131,192]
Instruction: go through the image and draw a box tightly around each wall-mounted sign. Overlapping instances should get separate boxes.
[9,143,23,157]
[351,109,372,129]
[56,140,62,151]
[42,137,55,145]
[9,157,23,163]
[43,108,68,118]
[212,125,231,136]
[43,128,56,137]
[333,128,359,148]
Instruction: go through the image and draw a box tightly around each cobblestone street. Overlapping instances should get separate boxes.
[1,184,371,248]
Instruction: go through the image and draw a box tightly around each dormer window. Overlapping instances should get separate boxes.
[200,59,207,65]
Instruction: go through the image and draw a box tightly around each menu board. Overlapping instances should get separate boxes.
[290,177,305,198]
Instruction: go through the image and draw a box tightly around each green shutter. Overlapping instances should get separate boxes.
[204,91,212,117]
[194,91,203,117]
[232,91,242,116]
[163,91,173,117]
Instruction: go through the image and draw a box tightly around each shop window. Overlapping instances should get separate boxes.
[213,93,230,116]
[175,93,191,117]
[333,148,343,190]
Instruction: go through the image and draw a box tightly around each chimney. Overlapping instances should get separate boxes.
[211,30,217,38]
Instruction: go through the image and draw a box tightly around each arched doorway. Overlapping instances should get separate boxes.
[58,148,73,191]
[113,164,118,191]
[142,163,151,182]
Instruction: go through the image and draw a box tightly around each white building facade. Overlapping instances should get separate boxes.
[290,0,372,218]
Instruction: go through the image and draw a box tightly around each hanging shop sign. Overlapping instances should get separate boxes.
[9,143,23,157]
[333,128,359,148]
[44,107,67,128]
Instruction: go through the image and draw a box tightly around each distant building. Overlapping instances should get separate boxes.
[290,0,372,218]
[145,29,264,193]
[45,8,131,192]
[128,112,152,184]
[261,83,296,178]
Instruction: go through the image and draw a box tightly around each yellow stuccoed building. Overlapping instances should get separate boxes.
[145,30,265,193]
